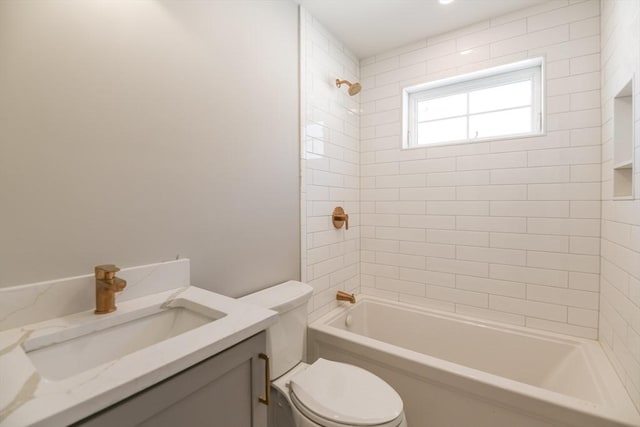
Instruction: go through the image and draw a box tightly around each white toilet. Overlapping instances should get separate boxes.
[241,281,408,427]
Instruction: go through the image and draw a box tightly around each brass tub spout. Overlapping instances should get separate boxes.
[336,290,356,304]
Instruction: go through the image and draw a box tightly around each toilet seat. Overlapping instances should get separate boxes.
[289,358,404,427]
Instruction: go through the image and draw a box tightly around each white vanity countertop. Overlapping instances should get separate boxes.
[0,286,277,427]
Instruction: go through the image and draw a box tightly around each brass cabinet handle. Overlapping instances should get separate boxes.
[258,353,270,405]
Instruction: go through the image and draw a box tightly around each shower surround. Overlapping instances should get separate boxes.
[301,0,640,411]
[303,0,602,334]
[300,8,361,319]
[357,0,601,339]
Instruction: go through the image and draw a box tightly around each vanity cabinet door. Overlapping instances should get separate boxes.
[74,332,267,427]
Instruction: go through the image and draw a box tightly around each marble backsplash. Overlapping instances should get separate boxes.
[0,259,190,331]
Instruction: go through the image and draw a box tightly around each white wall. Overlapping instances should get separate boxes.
[358,0,602,339]
[0,0,300,296]
[599,0,640,410]
[300,8,361,319]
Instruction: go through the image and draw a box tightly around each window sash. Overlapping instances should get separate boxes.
[404,59,543,148]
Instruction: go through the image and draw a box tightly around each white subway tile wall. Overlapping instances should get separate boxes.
[301,0,640,412]
[358,0,601,339]
[600,0,640,411]
[301,9,361,321]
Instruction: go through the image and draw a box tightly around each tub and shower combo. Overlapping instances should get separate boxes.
[308,295,640,427]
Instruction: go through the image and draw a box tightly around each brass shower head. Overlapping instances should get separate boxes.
[336,79,362,96]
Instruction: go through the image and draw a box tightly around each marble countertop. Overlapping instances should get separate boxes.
[0,286,277,427]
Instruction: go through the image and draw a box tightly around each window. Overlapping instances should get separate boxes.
[403,58,544,148]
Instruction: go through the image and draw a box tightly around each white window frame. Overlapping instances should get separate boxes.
[402,57,544,149]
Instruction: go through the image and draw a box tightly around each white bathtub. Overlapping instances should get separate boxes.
[308,296,640,427]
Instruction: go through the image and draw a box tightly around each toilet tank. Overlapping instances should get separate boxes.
[240,281,313,379]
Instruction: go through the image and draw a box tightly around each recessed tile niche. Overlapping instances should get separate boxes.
[613,79,634,199]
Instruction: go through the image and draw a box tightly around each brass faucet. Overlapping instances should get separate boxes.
[336,290,356,304]
[94,264,127,314]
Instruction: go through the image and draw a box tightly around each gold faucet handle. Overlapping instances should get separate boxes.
[95,264,121,280]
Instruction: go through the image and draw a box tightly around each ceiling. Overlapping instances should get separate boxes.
[296,0,550,59]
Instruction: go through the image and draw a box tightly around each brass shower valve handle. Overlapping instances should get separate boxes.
[332,207,349,230]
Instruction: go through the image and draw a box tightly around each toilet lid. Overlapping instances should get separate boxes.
[290,358,403,426]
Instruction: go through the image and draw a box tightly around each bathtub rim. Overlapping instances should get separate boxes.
[308,294,640,427]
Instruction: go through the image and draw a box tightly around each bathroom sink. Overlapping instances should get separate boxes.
[0,263,278,427]
[23,302,222,380]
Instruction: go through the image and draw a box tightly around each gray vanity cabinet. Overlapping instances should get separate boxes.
[75,332,268,427]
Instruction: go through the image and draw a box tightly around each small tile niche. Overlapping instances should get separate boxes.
[613,79,634,199]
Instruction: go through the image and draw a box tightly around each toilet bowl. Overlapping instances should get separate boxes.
[273,359,407,427]
[240,281,408,427]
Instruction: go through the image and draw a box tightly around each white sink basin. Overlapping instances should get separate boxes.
[24,303,222,380]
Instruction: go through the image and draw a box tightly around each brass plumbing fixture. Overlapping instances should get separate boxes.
[332,207,349,230]
[335,79,362,96]
[94,264,127,314]
[258,353,270,405]
[336,290,356,304]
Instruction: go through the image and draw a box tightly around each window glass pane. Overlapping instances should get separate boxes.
[469,80,531,114]
[417,117,467,145]
[417,93,466,121]
[468,107,532,139]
